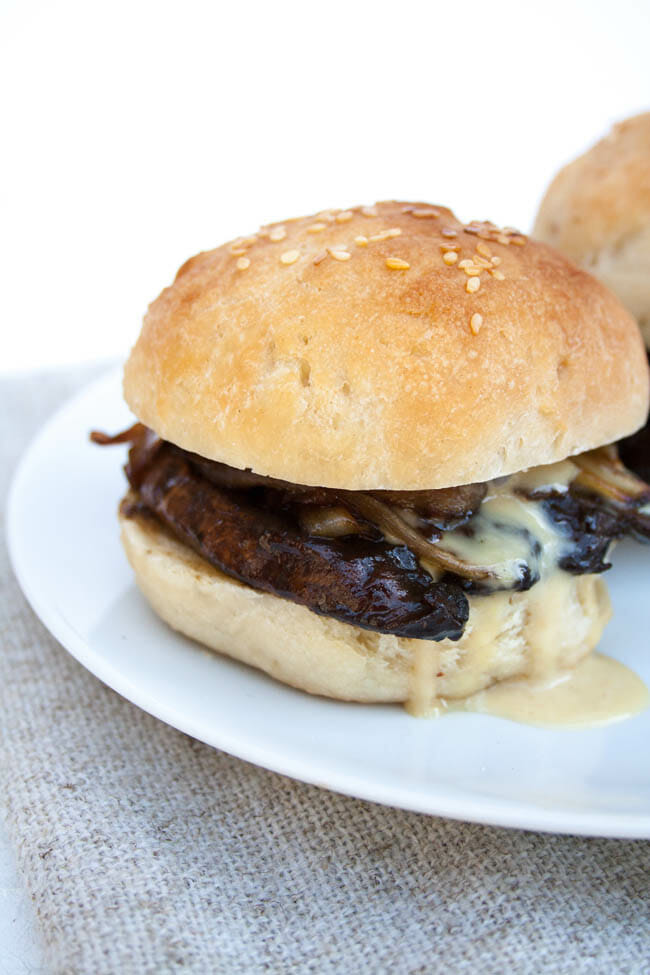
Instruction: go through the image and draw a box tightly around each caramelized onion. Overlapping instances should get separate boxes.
[92,426,650,586]
[298,505,366,538]
[90,423,147,445]
[371,483,487,525]
[573,447,650,505]
[572,447,650,540]
[340,492,497,583]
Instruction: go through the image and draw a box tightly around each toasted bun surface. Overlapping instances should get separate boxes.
[124,201,649,490]
[121,507,611,703]
[534,113,650,343]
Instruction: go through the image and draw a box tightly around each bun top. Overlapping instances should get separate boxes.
[124,201,649,490]
[533,113,650,340]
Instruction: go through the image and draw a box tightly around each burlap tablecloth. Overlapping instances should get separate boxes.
[1,366,649,975]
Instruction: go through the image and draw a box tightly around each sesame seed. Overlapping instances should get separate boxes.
[440,243,461,252]
[490,269,505,280]
[230,247,247,256]
[369,228,402,242]
[473,256,492,269]
[490,256,502,266]
[476,242,492,259]
[307,223,327,233]
[336,211,354,223]
[463,266,481,277]
[361,206,378,217]
[328,249,351,261]
[269,227,287,242]
[280,249,300,265]
[443,251,458,265]
[354,235,369,246]
[385,257,410,270]
[313,251,328,265]
[241,235,258,247]
[465,221,497,238]
[236,256,250,270]
[497,234,510,245]
[411,208,440,218]
[511,235,526,246]
[441,228,458,238]
[466,277,481,293]
[316,210,336,222]
[458,259,474,269]
[470,313,483,335]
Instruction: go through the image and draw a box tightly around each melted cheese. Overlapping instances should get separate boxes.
[508,459,579,494]
[405,459,648,726]
[455,653,649,728]
[437,495,564,589]
[405,571,614,715]
[406,644,442,717]
[435,459,580,590]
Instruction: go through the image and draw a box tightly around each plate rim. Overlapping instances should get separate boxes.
[7,365,650,839]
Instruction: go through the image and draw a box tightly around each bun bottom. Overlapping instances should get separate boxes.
[120,507,612,703]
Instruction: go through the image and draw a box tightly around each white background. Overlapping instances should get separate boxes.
[1,2,649,970]
[2,0,650,374]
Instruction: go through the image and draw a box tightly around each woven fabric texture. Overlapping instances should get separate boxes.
[1,367,649,975]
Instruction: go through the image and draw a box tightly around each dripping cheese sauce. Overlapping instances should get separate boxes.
[407,649,648,728]
[406,460,649,727]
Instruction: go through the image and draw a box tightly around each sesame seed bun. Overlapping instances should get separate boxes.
[123,201,649,490]
[120,505,611,703]
[533,113,650,345]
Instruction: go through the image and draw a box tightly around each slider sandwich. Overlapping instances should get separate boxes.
[534,113,650,481]
[94,202,650,705]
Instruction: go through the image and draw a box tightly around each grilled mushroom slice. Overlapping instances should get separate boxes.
[129,445,470,641]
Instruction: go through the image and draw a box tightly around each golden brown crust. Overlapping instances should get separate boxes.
[533,114,650,339]
[120,506,611,703]
[124,201,649,489]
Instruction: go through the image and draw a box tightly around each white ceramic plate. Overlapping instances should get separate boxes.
[7,367,650,837]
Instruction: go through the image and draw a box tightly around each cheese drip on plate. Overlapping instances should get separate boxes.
[406,460,648,726]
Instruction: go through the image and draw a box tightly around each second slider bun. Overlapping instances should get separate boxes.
[124,202,648,491]
[533,113,650,341]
